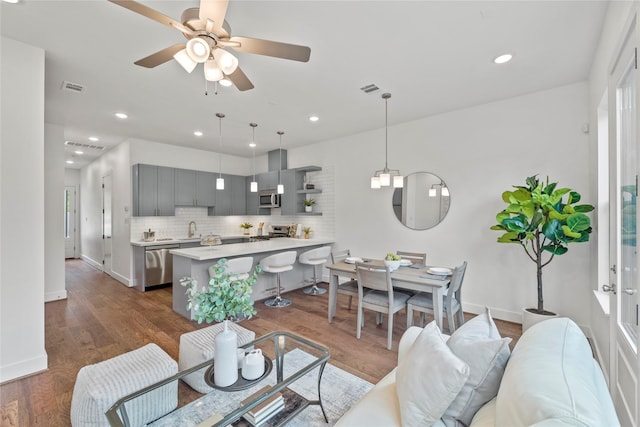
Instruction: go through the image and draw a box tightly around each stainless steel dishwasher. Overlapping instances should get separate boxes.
[144,244,179,287]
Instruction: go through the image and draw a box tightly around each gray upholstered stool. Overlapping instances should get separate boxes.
[179,322,256,393]
[70,343,177,427]
[300,246,331,295]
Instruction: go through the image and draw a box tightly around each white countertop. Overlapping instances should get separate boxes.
[130,235,248,247]
[169,237,335,261]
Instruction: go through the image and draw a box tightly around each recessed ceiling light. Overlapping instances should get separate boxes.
[493,54,513,64]
[66,160,74,164]
[219,79,233,87]
[249,142,257,148]
[89,136,99,142]
[309,115,319,122]
[115,112,128,119]
[75,150,84,155]
[194,131,203,137]
[2,0,20,4]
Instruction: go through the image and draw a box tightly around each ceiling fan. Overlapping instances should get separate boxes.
[108,0,311,91]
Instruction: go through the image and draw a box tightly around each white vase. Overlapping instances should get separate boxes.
[214,320,238,387]
[305,205,312,213]
[522,308,558,332]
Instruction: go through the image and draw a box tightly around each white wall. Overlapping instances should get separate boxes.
[0,37,48,382]
[288,82,592,326]
[80,141,130,284]
[45,123,66,302]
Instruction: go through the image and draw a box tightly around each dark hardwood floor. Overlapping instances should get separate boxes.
[0,259,521,426]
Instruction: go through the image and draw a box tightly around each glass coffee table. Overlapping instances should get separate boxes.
[105,331,330,427]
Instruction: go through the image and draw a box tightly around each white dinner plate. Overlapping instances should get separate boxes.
[399,259,413,266]
[427,267,452,275]
[345,257,363,264]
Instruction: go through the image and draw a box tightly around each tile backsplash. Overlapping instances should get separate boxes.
[130,165,335,241]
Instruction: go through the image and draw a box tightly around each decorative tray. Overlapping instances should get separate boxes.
[204,358,273,391]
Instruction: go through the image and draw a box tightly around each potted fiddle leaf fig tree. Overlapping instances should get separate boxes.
[490,175,594,330]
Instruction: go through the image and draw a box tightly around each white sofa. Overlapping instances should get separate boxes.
[336,317,619,427]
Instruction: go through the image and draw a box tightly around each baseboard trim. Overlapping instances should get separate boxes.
[81,255,103,271]
[110,270,132,287]
[462,302,523,324]
[45,290,67,302]
[0,353,48,384]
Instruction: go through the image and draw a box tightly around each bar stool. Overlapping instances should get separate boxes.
[260,251,297,308]
[300,246,331,295]
[209,257,254,281]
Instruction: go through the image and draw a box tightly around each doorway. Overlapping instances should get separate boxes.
[64,185,77,258]
[103,174,113,277]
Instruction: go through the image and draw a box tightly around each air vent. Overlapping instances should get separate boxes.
[360,84,380,94]
[65,141,105,150]
[61,81,86,93]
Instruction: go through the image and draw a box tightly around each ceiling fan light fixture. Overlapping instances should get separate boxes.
[371,176,381,189]
[186,37,211,63]
[214,49,239,75]
[174,49,197,73]
[393,175,404,188]
[379,173,391,187]
[204,59,224,81]
[219,78,233,87]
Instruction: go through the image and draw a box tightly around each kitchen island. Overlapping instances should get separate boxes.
[170,237,334,319]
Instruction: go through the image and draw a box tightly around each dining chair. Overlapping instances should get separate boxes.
[406,261,467,332]
[396,251,427,266]
[331,249,359,310]
[355,262,411,350]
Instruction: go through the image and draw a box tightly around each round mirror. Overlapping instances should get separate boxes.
[392,172,450,230]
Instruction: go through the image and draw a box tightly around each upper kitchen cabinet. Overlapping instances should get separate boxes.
[257,171,279,191]
[280,169,298,215]
[132,164,175,216]
[174,169,216,207]
[212,174,246,216]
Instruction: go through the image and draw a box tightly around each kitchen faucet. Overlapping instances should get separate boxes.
[188,221,197,238]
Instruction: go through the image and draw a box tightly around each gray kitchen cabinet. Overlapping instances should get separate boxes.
[175,169,215,207]
[246,176,259,215]
[213,173,246,215]
[280,169,299,215]
[132,164,175,216]
[258,171,279,190]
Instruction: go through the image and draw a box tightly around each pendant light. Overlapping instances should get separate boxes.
[371,93,403,189]
[277,131,285,194]
[216,113,225,190]
[250,123,258,193]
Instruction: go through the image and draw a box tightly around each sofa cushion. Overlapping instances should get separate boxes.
[443,308,512,427]
[396,321,470,427]
[495,317,620,427]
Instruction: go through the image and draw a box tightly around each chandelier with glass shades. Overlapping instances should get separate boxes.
[371,93,403,189]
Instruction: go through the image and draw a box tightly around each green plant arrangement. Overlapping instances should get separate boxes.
[302,199,316,207]
[490,175,594,315]
[302,226,311,239]
[240,222,253,230]
[385,252,401,261]
[180,258,262,324]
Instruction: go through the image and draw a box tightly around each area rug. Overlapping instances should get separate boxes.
[150,348,374,426]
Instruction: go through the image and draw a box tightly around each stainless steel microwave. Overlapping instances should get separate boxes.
[259,190,281,208]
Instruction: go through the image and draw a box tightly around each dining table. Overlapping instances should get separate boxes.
[325,259,451,330]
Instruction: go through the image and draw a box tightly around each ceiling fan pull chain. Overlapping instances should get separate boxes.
[204,78,208,96]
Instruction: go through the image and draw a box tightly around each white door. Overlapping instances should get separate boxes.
[103,174,113,277]
[64,186,77,258]
[607,14,640,426]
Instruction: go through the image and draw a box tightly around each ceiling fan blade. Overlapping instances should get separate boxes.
[108,0,195,36]
[199,0,229,36]
[226,67,254,91]
[228,36,311,62]
[134,44,185,68]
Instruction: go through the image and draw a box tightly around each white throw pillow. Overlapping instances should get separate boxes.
[396,321,470,427]
[442,308,512,427]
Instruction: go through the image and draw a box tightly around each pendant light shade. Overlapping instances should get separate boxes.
[250,123,258,193]
[371,93,402,189]
[216,113,225,191]
[174,49,197,73]
[204,59,224,81]
[214,48,239,75]
[186,37,211,63]
[277,131,285,194]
